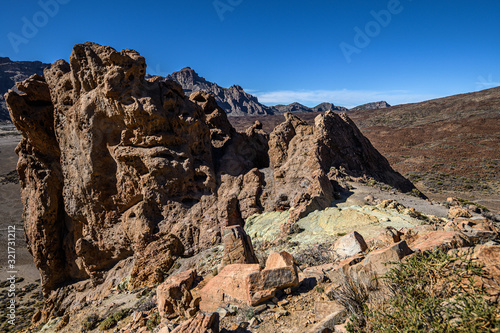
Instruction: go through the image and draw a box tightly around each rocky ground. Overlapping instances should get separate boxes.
[5,174,498,333]
[1,134,499,332]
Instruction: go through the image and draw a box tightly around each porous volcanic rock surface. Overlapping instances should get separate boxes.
[5,42,416,318]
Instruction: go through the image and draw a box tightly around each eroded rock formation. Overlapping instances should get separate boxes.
[5,42,416,317]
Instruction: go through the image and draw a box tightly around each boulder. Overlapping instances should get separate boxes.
[333,232,368,259]
[471,245,500,297]
[369,226,405,249]
[247,266,299,305]
[157,269,197,319]
[220,226,258,268]
[410,231,471,252]
[361,241,413,276]
[199,264,260,312]
[449,245,500,298]
[265,251,297,270]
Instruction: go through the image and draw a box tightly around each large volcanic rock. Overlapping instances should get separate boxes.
[5,42,416,318]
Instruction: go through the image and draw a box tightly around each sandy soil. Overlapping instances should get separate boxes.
[0,135,39,285]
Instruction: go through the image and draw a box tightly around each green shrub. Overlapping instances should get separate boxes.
[146,312,161,331]
[99,316,116,331]
[347,250,500,332]
[98,308,130,331]
[244,307,255,320]
[81,313,99,332]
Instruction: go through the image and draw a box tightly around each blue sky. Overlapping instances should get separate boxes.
[1,0,499,108]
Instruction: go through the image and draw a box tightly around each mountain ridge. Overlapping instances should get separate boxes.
[0,57,50,122]
[166,67,276,116]
[351,101,391,111]
[166,67,349,116]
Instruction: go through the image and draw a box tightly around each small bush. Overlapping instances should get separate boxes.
[328,269,375,326]
[244,307,255,320]
[98,308,130,330]
[81,313,99,332]
[294,242,335,267]
[347,250,500,332]
[146,312,161,331]
[99,316,116,331]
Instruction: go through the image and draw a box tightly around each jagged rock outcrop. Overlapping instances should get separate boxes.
[267,111,416,233]
[274,102,348,114]
[5,42,417,318]
[220,226,259,268]
[350,101,391,111]
[0,57,49,122]
[167,67,275,116]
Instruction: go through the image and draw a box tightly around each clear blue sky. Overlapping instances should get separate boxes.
[2,0,500,108]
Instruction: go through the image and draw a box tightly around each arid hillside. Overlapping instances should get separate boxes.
[230,87,500,211]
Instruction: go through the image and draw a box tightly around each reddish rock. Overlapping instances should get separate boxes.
[410,231,471,252]
[54,313,69,331]
[265,251,296,270]
[361,241,413,276]
[333,231,368,258]
[157,269,197,319]
[379,226,404,243]
[247,266,299,305]
[171,312,219,333]
[129,234,184,289]
[199,264,260,312]
[449,245,500,298]
[445,219,497,233]
[368,228,402,250]
[474,221,498,232]
[220,226,258,268]
[473,245,500,297]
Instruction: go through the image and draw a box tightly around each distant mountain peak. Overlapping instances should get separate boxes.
[167,67,349,117]
[351,101,391,111]
[167,68,274,116]
[230,84,244,91]
[274,101,348,114]
[0,58,49,122]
